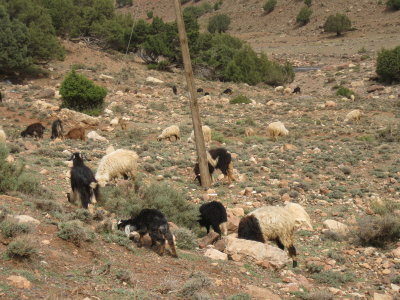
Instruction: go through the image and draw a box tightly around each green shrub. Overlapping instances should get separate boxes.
[60,70,107,113]
[304,0,312,6]
[296,7,312,26]
[226,293,252,300]
[116,0,133,8]
[355,214,400,248]
[102,231,135,252]
[57,220,95,246]
[311,270,354,287]
[335,86,354,98]
[172,228,198,250]
[34,199,63,213]
[387,0,400,10]
[147,11,154,19]
[230,95,251,104]
[178,272,212,298]
[184,3,213,18]
[6,237,37,260]
[263,0,277,13]
[323,14,352,36]
[181,0,191,4]
[0,220,32,238]
[376,46,400,83]
[207,14,231,33]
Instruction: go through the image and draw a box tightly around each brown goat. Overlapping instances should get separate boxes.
[65,127,85,141]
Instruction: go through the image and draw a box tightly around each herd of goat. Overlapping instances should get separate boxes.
[3,84,313,265]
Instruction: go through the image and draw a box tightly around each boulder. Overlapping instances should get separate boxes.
[13,215,40,225]
[36,89,55,99]
[146,76,164,84]
[323,219,349,236]
[246,285,281,300]
[227,207,244,217]
[58,108,99,127]
[204,248,228,260]
[224,236,290,269]
[373,293,393,300]
[198,232,220,249]
[7,276,32,289]
[226,212,240,232]
[367,85,385,93]
[87,131,108,142]
[391,246,400,258]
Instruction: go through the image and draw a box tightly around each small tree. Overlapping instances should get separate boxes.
[263,0,277,14]
[296,7,312,26]
[147,11,154,19]
[376,46,400,83]
[60,70,107,113]
[387,0,400,10]
[207,14,231,33]
[304,0,312,6]
[323,14,352,36]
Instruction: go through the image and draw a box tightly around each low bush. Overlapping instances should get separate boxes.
[335,86,354,98]
[57,220,95,246]
[6,237,37,260]
[311,270,355,287]
[355,214,400,248]
[376,46,400,83]
[60,70,107,113]
[230,95,251,104]
[0,220,32,238]
[323,14,352,36]
[263,0,277,13]
[207,14,231,33]
[387,0,400,10]
[296,7,312,26]
[172,228,198,250]
[178,272,212,298]
[226,293,252,300]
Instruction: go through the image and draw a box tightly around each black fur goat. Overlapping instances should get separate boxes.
[172,85,177,95]
[51,119,64,140]
[194,148,235,185]
[21,122,45,139]
[293,87,301,94]
[117,209,177,257]
[67,152,99,213]
[198,201,227,236]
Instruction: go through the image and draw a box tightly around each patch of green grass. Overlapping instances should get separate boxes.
[311,270,355,287]
[0,220,32,238]
[172,228,198,250]
[230,95,251,104]
[102,231,135,252]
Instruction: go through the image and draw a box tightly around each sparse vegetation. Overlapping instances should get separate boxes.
[376,46,400,83]
[57,220,95,246]
[172,228,198,250]
[207,14,231,33]
[296,7,312,26]
[0,220,32,238]
[335,86,354,98]
[6,237,37,260]
[60,70,107,115]
[387,0,400,10]
[178,272,212,298]
[230,95,251,104]
[324,14,352,36]
[263,0,277,13]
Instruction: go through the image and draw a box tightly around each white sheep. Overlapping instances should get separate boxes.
[157,125,180,142]
[275,86,284,94]
[266,121,289,141]
[238,204,312,268]
[95,149,139,187]
[0,127,6,143]
[283,202,313,231]
[283,87,292,94]
[187,125,212,144]
[344,109,362,124]
[105,145,115,155]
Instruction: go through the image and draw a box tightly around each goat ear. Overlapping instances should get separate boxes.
[68,154,74,161]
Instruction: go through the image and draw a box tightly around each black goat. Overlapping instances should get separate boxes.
[117,209,177,257]
[51,119,64,140]
[222,88,232,95]
[197,88,204,93]
[204,92,210,96]
[172,85,177,95]
[198,201,227,236]
[293,87,301,94]
[21,123,45,139]
[0,91,3,102]
[194,148,235,185]
[67,152,99,213]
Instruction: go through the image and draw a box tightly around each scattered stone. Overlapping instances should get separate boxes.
[6,155,14,163]
[204,248,228,260]
[325,100,336,107]
[214,239,226,252]
[32,100,58,111]
[367,85,385,93]
[246,285,281,300]
[146,76,164,84]
[7,276,32,289]
[58,108,99,127]
[391,247,400,258]
[225,236,290,269]
[228,207,244,217]
[373,293,393,300]
[198,231,220,249]
[226,212,240,232]
[323,219,349,236]
[39,169,49,175]
[13,215,40,225]
[99,74,114,80]
[23,141,38,151]
[36,89,55,99]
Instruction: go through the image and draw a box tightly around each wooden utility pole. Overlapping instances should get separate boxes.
[172,0,211,188]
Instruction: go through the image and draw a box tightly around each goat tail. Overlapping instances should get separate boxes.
[89,181,100,204]
[161,225,178,258]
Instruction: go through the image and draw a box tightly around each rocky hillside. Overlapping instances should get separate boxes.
[0,6,400,299]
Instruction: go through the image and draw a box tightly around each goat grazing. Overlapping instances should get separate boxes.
[222,88,232,95]
[65,127,85,141]
[194,148,235,185]
[172,85,177,95]
[197,88,204,93]
[293,87,301,94]
[117,209,177,257]
[0,126,6,143]
[68,152,99,213]
[266,121,289,141]
[21,123,45,139]
[51,119,64,140]
[187,125,212,144]
[198,201,228,236]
